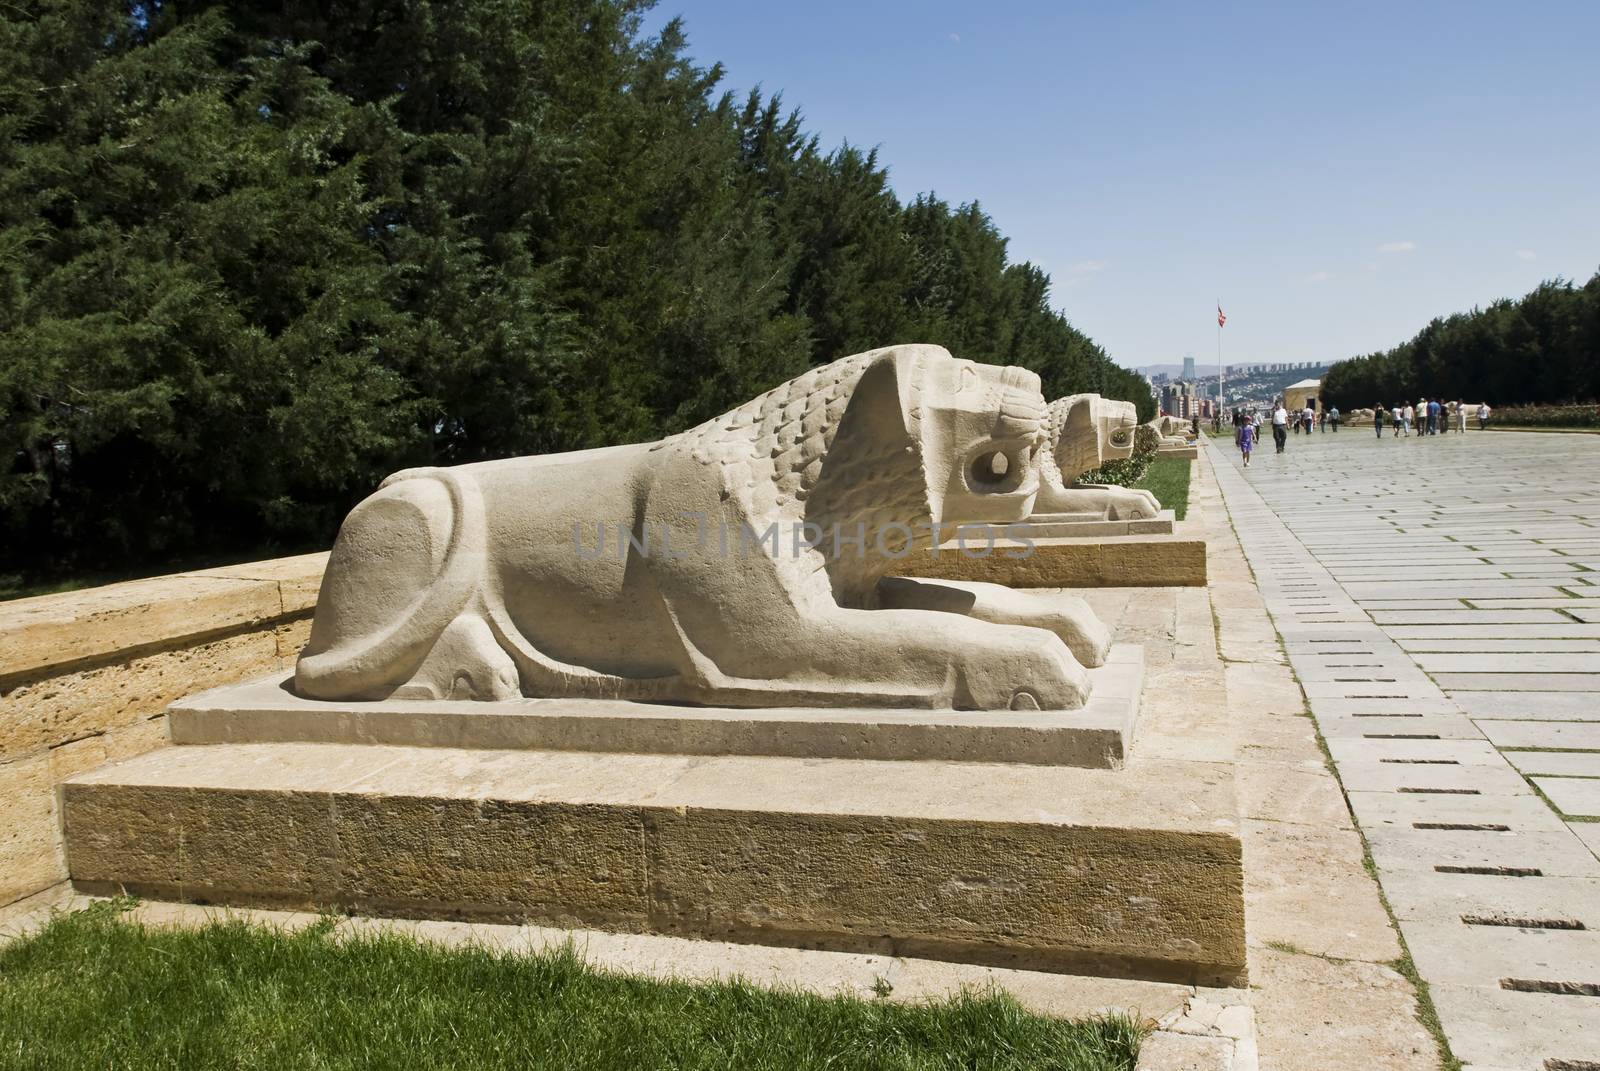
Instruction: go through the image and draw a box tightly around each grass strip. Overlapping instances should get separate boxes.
[0,903,1144,1071]
[1133,457,1192,520]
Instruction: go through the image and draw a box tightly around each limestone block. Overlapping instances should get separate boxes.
[183,552,328,615]
[0,752,66,905]
[0,573,285,681]
[62,742,1247,984]
[894,535,1207,588]
[1135,1032,1234,1071]
[170,648,1144,767]
[0,628,282,762]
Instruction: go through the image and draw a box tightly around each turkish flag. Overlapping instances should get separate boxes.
[1217,305,1227,328]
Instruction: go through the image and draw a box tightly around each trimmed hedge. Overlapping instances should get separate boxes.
[1487,403,1600,429]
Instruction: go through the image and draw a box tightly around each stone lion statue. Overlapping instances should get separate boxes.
[1025,394,1160,521]
[295,345,1109,711]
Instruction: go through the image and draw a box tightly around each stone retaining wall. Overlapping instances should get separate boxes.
[0,552,328,907]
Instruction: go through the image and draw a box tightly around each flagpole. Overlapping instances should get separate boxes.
[1216,298,1223,416]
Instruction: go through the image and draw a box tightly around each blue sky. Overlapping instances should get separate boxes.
[640,1,1600,371]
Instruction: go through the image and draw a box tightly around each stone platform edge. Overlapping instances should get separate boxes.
[892,532,1206,588]
[170,644,1143,768]
[61,742,1245,985]
[1,550,330,908]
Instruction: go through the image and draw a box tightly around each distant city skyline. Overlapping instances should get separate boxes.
[643,1,1600,371]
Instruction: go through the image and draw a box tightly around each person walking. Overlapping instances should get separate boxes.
[1392,403,1403,437]
[1402,401,1415,436]
[1458,401,1468,432]
[1304,404,1315,434]
[1429,398,1441,435]
[1272,401,1289,453]
[1375,404,1385,438]
[1239,418,1255,467]
[1330,405,1341,432]
[1478,402,1491,430]
[1440,400,1451,434]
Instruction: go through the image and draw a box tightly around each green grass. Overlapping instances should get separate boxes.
[0,904,1145,1071]
[1132,457,1192,520]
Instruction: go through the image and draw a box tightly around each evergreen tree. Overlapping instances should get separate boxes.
[2,0,1151,581]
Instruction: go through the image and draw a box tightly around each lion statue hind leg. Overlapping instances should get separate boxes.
[295,469,498,700]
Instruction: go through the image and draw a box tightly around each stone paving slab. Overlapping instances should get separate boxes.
[1361,824,1600,878]
[1399,917,1600,986]
[1428,983,1600,1070]
[1398,639,1600,652]
[1450,692,1600,719]
[1344,789,1575,832]
[1330,760,1534,795]
[1533,777,1600,818]
[1386,624,1600,639]
[1415,653,1600,673]
[1371,610,1578,625]
[1312,713,1489,741]
[1378,869,1600,926]
[1434,673,1600,692]
[1505,751,1600,777]
[1479,721,1600,749]
[1325,738,1504,765]
[1572,823,1600,860]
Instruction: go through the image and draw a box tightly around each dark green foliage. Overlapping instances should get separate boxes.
[1,1,1147,582]
[0,904,1145,1070]
[1482,403,1600,429]
[1320,273,1600,411]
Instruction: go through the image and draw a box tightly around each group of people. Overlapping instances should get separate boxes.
[1229,396,1493,466]
[1230,403,1314,465]
[1375,400,1490,437]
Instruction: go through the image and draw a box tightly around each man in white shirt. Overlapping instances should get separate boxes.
[1402,403,1414,436]
[1272,402,1289,453]
[1478,403,1491,430]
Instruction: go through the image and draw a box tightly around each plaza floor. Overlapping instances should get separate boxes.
[1207,426,1600,1071]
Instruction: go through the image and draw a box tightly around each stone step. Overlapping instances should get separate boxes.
[61,742,1244,985]
[946,511,1178,541]
[894,532,1206,588]
[167,645,1144,769]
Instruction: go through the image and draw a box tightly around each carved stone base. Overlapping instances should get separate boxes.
[63,709,1244,985]
[166,647,1143,768]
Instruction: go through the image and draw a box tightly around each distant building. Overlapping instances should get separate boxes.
[1284,378,1321,413]
[1182,356,1196,380]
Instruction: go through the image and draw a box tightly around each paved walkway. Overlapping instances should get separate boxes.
[1207,427,1600,1071]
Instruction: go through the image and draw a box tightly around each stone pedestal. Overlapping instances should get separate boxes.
[59,645,1245,986]
[166,645,1144,768]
